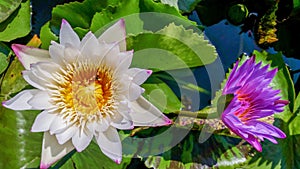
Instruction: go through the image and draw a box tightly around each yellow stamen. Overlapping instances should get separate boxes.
[49,61,115,126]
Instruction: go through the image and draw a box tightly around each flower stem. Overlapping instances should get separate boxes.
[172,107,219,119]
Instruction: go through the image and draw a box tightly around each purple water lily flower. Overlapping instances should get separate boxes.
[221,56,288,152]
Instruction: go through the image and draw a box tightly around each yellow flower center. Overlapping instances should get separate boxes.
[49,61,115,126]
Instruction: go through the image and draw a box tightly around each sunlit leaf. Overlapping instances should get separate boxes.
[140,0,194,31]
[40,22,59,49]
[0,0,30,42]
[50,0,117,33]
[0,0,22,23]
[0,107,42,168]
[0,58,28,98]
[58,142,131,169]
[294,0,300,9]
[127,23,217,71]
[0,53,8,75]
[90,0,143,35]
[144,130,251,169]
[142,77,181,113]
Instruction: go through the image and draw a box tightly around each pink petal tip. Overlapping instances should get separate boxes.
[11,44,23,60]
[164,118,173,126]
[146,70,152,75]
[11,44,33,68]
[61,19,69,29]
[115,158,122,164]
[119,18,126,29]
[1,100,7,107]
[61,19,68,25]
[40,163,51,169]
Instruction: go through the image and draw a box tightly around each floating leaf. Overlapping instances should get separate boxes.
[144,130,251,169]
[0,107,43,168]
[140,0,194,31]
[294,0,300,9]
[90,0,143,35]
[127,23,217,71]
[294,92,300,114]
[0,0,22,23]
[73,27,89,39]
[50,0,116,33]
[142,77,181,113]
[0,58,28,98]
[0,0,30,42]
[57,142,131,169]
[40,22,58,49]
[0,53,8,75]
[287,92,300,135]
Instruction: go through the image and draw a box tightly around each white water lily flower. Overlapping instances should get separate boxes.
[3,19,172,168]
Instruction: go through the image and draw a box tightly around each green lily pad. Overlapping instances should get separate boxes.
[0,0,22,23]
[90,0,143,35]
[143,130,251,169]
[50,0,117,32]
[0,0,30,42]
[0,108,42,169]
[0,52,8,75]
[142,77,181,113]
[56,142,131,169]
[127,23,217,72]
[40,22,59,49]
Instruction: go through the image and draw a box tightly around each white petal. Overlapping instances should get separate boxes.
[56,125,77,145]
[11,44,51,70]
[49,116,68,134]
[80,32,100,59]
[111,110,123,124]
[33,61,60,77]
[40,132,75,169]
[2,89,39,110]
[96,126,122,164]
[31,110,56,132]
[115,50,133,74]
[102,43,122,70]
[98,19,126,51]
[23,62,59,90]
[94,118,110,132]
[64,45,81,63]
[22,70,48,90]
[28,91,53,109]
[117,100,131,120]
[49,41,65,65]
[72,129,93,152]
[60,19,80,48]
[130,96,172,127]
[126,68,152,85]
[128,83,145,101]
[111,117,133,130]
